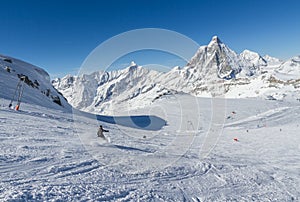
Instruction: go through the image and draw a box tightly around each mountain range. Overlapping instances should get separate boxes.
[52,36,300,114]
[0,36,287,114]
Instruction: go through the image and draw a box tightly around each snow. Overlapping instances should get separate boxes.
[208,35,221,46]
[274,56,300,80]
[240,49,267,67]
[263,54,283,67]
[1,95,299,201]
[1,37,300,200]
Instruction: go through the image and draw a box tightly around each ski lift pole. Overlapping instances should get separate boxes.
[9,79,22,108]
[15,76,26,111]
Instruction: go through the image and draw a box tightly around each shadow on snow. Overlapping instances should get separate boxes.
[72,109,167,131]
[100,144,154,153]
[96,115,167,131]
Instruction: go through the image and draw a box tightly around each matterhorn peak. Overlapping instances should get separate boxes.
[130,61,137,67]
[208,35,222,46]
[126,61,139,72]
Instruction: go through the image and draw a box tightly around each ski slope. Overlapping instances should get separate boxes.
[1,95,299,201]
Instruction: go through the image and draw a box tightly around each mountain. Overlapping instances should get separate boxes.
[263,54,283,67]
[168,36,259,96]
[53,36,300,114]
[52,61,173,114]
[274,56,300,80]
[240,49,267,67]
[0,54,71,111]
[187,36,257,80]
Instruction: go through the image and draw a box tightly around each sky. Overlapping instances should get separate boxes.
[0,0,299,78]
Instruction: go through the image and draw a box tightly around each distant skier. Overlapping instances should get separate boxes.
[97,125,109,139]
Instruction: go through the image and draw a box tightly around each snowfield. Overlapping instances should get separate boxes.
[1,95,299,201]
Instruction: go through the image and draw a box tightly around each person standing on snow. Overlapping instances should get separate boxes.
[97,125,109,139]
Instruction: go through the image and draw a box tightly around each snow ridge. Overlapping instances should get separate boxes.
[0,54,71,111]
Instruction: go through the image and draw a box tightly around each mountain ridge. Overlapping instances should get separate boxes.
[53,36,300,114]
[0,54,71,111]
[16,36,300,114]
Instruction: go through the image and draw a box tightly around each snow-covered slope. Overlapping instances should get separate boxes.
[0,54,71,111]
[263,54,283,67]
[1,95,299,201]
[53,36,300,114]
[1,50,299,201]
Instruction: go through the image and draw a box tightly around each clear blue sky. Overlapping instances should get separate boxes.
[0,0,299,78]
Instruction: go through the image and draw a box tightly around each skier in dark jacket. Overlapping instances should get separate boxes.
[97,125,109,139]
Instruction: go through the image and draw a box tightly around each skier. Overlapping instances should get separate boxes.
[97,125,109,139]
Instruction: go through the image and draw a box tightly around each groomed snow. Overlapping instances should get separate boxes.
[1,94,299,201]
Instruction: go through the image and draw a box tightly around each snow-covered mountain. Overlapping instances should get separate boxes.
[263,54,283,67]
[187,36,257,80]
[0,54,71,111]
[53,36,300,114]
[240,49,267,67]
[169,36,259,96]
[274,55,300,80]
[52,61,173,114]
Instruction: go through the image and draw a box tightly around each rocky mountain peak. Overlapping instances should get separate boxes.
[209,35,222,45]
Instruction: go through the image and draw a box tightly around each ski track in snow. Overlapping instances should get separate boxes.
[1,97,299,201]
[224,106,300,129]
